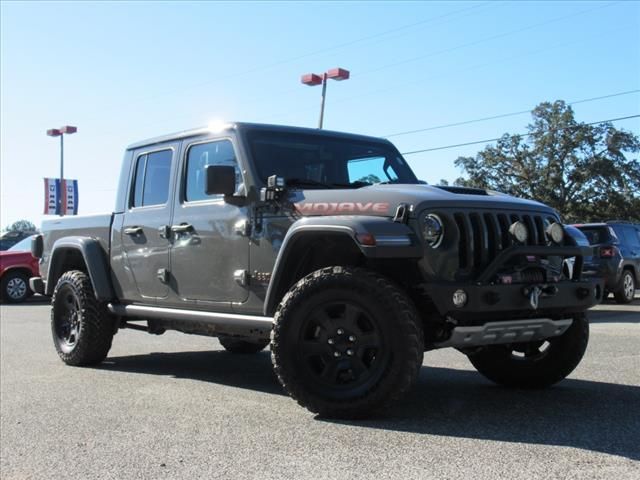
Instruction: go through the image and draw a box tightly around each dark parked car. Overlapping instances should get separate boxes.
[0,230,37,251]
[573,221,640,304]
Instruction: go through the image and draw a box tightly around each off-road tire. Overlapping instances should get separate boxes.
[51,270,115,366]
[613,269,636,304]
[467,313,589,388]
[1,270,31,303]
[218,336,269,354]
[271,266,424,419]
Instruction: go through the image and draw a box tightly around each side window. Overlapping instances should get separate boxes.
[623,226,640,248]
[185,139,240,202]
[132,155,146,207]
[131,150,172,208]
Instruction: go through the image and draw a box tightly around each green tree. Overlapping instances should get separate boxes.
[4,219,37,232]
[356,174,382,184]
[454,101,640,222]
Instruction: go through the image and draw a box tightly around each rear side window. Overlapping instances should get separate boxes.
[131,150,172,207]
[623,226,640,248]
[184,139,240,202]
[578,226,615,245]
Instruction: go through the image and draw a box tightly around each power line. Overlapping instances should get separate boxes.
[259,19,633,125]
[355,1,619,79]
[384,89,640,138]
[98,2,492,115]
[401,114,640,156]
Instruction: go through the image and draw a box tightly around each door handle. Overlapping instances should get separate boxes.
[123,226,143,236]
[158,225,171,239]
[171,223,193,233]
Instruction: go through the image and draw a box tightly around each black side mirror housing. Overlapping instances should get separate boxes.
[206,165,236,196]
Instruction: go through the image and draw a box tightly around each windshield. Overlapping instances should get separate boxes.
[8,236,34,252]
[247,130,418,188]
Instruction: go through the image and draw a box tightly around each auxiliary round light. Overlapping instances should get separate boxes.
[509,221,529,243]
[546,222,564,244]
[423,214,444,248]
[452,289,468,308]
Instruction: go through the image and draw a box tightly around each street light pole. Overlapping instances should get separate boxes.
[301,68,350,129]
[318,73,328,129]
[60,134,64,184]
[47,125,77,216]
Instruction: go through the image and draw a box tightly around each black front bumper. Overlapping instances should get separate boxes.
[423,244,604,320]
[425,278,602,321]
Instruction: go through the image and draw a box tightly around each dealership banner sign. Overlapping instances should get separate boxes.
[44,178,78,215]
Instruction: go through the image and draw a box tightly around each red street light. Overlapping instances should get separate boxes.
[60,125,77,134]
[46,125,77,216]
[300,67,350,128]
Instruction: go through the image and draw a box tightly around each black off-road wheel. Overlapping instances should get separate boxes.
[51,270,115,366]
[614,270,636,304]
[1,271,31,303]
[271,266,424,419]
[467,313,589,388]
[218,336,270,354]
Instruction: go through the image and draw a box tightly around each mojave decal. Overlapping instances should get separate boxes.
[294,202,390,215]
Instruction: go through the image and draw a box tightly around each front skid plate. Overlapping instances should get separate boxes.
[434,318,573,348]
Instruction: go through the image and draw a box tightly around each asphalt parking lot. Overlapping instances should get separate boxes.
[1,296,639,479]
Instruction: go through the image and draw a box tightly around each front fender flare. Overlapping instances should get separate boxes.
[263,216,422,315]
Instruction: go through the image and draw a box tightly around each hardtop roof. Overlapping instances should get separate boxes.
[126,122,391,151]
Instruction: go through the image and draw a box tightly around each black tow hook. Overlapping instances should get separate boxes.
[522,285,559,310]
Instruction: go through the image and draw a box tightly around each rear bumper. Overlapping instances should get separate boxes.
[424,278,603,320]
[29,277,45,295]
[583,260,621,290]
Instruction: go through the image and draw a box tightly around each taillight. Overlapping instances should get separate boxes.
[599,246,617,258]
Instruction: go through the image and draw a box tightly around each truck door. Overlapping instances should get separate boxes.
[167,137,249,305]
[120,145,177,300]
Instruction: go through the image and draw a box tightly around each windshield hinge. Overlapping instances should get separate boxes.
[393,203,410,224]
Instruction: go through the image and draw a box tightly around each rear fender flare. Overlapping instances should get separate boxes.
[45,237,114,301]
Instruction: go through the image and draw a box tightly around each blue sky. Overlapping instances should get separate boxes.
[1,1,639,228]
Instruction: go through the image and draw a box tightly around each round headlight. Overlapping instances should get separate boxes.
[546,222,564,244]
[509,221,528,243]
[423,214,444,248]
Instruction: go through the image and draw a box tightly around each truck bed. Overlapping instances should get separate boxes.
[40,213,113,277]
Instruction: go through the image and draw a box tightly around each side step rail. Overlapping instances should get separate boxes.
[107,304,274,338]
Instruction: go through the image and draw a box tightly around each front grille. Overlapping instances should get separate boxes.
[451,211,557,276]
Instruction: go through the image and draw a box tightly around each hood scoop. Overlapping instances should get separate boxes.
[434,185,489,196]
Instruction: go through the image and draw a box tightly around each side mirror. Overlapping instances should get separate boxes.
[206,165,236,196]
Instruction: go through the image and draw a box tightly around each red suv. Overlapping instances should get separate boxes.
[0,235,39,303]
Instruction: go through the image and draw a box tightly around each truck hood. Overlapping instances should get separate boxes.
[289,184,555,217]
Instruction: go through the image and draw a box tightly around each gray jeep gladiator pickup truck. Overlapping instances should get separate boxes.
[30,122,602,418]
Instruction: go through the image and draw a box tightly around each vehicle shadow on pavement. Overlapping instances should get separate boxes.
[588,310,640,323]
[99,351,639,460]
[331,366,640,461]
[99,350,286,396]
[0,295,50,306]
[589,297,640,323]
